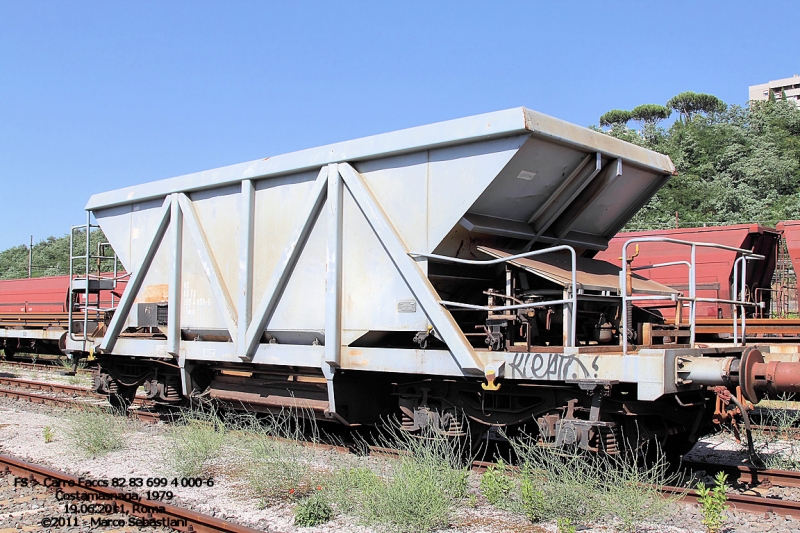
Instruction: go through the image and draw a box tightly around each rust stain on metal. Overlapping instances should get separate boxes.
[137,284,169,303]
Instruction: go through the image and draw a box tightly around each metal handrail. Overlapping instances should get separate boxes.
[68,214,120,347]
[410,245,579,347]
[620,237,764,355]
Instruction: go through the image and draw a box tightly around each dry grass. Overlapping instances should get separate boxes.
[64,406,129,457]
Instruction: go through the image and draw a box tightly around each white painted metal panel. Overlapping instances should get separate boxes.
[426,136,526,250]
[251,171,320,302]
[340,184,427,334]
[267,205,327,333]
[188,185,241,313]
[469,137,588,223]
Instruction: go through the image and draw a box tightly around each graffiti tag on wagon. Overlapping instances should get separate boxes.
[508,352,597,380]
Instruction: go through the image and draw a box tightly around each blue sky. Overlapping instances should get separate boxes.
[0,1,797,251]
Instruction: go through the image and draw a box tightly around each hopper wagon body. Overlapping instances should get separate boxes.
[54,107,800,454]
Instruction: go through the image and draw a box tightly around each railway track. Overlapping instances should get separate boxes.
[0,376,162,423]
[0,454,263,533]
[0,357,92,374]
[671,459,800,518]
[750,424,800,440]
[683,459,800,489]
[665,483,800,518]
[3,376,800,521]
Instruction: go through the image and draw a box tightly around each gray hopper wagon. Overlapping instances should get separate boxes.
[66,107,800,454]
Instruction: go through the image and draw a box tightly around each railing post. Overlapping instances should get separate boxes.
[569,246,577,348]
[620,242,629,355]
[733,257,741,346]
[741,256,748,345]
[689,244,696,346]
[83,212,91,351]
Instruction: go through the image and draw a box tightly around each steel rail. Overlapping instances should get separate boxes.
[683,459,800,489]
[0,455,264,533]
[0,387,90,407]
[664,484,800,518]
[0,377,94,396]
[741,464,800,488]
[0,380,160,423]
[5,386,797,521]
[0,358,92,374]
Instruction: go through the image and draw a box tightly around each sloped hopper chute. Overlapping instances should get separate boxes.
[478,246,678,296]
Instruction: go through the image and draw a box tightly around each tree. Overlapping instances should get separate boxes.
[599,109,632,128]
[666,92,726,121]
[0,229,111,280]
[622,97,800,230]
[631,104,671,126]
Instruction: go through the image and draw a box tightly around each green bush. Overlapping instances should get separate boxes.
[362,458,466,532]
[294,490,334,527]
[513,446,602,525]
[600,450,674,533]
[697,471,728,533]
[479,459,514,507]
[557,517,576,533]
[519,474,546,522]
[326,467,381,515]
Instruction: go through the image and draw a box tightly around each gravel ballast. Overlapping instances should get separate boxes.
[1,397,799,533]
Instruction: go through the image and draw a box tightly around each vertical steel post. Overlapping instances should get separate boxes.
[568,246,577,348]
[68,227,74,338]
[741,256,748,345]
[620,242,629,355]
[83,211,91,350]
[689,244,696,346]
[238,180,255,358]
[167,194,183,357]
[325,164,343,367]
[733,256,742,346]
[28,235,32,278]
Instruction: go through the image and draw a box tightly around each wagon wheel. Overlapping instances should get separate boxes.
[2,341,17,359]
[109,385,137,412]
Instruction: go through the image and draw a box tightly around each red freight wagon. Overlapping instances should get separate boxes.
[778,220,800,274]
[0,274,126,314]
[594,224,780,320]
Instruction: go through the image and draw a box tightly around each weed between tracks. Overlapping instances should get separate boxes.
[64,406,129,457]
[58,357,89,386]
[165,408,227,477]
[508,434,677,533]
[752,395,800,470]
[159,409,678,532]
[326,424,470,533]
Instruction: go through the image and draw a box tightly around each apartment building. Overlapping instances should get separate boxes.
[749,74,800,105]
